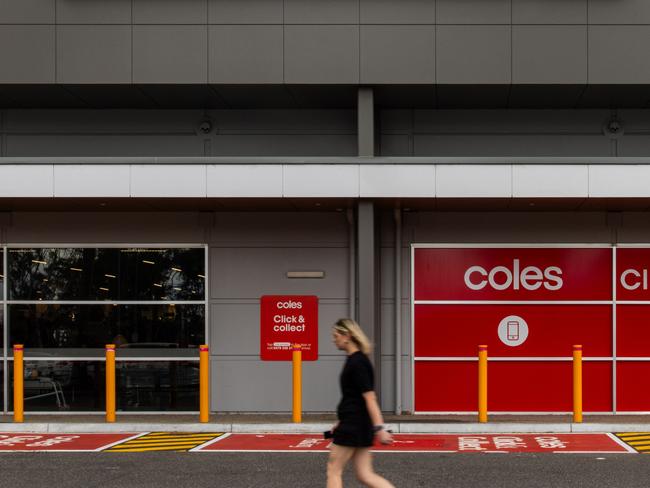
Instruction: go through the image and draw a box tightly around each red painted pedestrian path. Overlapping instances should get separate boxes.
[0,432,641,453]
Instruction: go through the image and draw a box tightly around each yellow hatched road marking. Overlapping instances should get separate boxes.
[105,432,224,452]
[615,433,650,453]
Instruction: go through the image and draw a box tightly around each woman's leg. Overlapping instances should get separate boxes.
[352,448,395,488]
[326,444,356,488]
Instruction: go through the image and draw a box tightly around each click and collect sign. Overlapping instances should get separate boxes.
[260,295,318,361]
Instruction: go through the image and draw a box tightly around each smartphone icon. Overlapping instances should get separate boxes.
[507,321,520,341]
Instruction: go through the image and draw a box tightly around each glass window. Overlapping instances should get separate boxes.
[116,361,199,411]
[10,360,105,412]
[9,304,205,358]
[8,248,205,301]
[1,247,4,300]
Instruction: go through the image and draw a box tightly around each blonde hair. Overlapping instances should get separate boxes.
[333,318,372,355]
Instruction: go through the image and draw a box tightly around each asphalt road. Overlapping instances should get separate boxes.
[0,452,648,488]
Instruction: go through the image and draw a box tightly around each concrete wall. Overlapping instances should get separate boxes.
[3,0,650,85]
[5,108,650,157]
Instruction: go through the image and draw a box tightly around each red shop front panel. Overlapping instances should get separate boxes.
[415,361,612,412]
[616,305,650,357]
[414,304,612,358]
[414,247,612,302]
[617,362,650,412]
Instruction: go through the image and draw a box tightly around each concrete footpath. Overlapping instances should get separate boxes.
[2,413,650,433]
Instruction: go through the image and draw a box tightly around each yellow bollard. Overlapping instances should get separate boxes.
[292,344,302,423]
[13,345,24,423]
[573,345,583,423]
[478,345,488,423]
[199,344,210,423]
[105,344,116,423]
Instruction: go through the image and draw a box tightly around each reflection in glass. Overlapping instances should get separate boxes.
[10,361,105,412]
[8,247,205,301]
[116,361,199,411]
[9,304,205,356]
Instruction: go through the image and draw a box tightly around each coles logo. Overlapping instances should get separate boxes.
[464,259,563,291]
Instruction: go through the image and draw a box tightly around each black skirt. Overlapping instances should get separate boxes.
[332,418,374,448]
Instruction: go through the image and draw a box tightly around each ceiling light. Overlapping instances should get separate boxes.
[173,287,181,291]
[171,267,182,272]
[142,260,155,265]
[197,274,205,279]
[70,267,83,272]
[32,260,47,265]
[105,274,116,279]
[153,283,163,288]
[99,287,109,292]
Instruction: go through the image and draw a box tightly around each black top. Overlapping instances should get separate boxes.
[336,351,374,421]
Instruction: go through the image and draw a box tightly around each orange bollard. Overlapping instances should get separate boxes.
[13,345,24,423]
[573,345,583,423]
[478,345,488,423]
[105,344,116,423]
[292,344,302,423]
[199,344,210,423]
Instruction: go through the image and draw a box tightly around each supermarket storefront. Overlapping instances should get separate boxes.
[413,245,650,414]
[0,245,206,413]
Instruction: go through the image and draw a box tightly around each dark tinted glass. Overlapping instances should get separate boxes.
[8,248,205,301]
[10,360,105,412]
[9,304,205,357]
[116,361,199,411]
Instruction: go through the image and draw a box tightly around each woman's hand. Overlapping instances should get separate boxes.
[376,429,393,445]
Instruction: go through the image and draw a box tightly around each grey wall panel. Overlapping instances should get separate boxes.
[360,25,435,84]
[619,213,650,242]
[0,0,55,23]
[211,213,348,246]
[380,302,411,356]
[412,109,608,133]
[209,26,283,83]
[436,26,511,84]
[618,110,650,131]
[379,356,412,412]
[6,135,204,157]
[512,0,587,24]
[211,134,357,156]
[133,0,208,24]
[5,109,203,133]
[209,302,348,356]
[284,0,359,24]
[56,0,132,24]
[210,248,349,299]
[589,26,650,84]
[411,212,612,243]
[379,135,412,156]
[380,247,411,301]
[284,26,359,84]
[133,26,208,83]
[436,0,511,24]
[210,109,356,131]
[6,212,206,243]
[512,26,587,84]
[588,0,650,24]
[208,0,283,24]
[414,135,612,156]
[56,26,131,84]
[360,0,435,24]
[0,26,55,83]
[212,357,342,411]
[617,136,650,156]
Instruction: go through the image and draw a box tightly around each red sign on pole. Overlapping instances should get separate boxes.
[260,295,318,361]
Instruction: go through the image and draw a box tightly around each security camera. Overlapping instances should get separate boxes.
[603,119,624,138]
[198,120,213,135]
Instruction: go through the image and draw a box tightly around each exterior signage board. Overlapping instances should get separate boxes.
[413,246,650,413]
[260,295,318,361]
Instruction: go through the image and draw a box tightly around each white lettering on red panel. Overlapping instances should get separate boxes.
[464,259,563,291]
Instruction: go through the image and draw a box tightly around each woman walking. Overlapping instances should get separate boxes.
[326,318,395,488]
